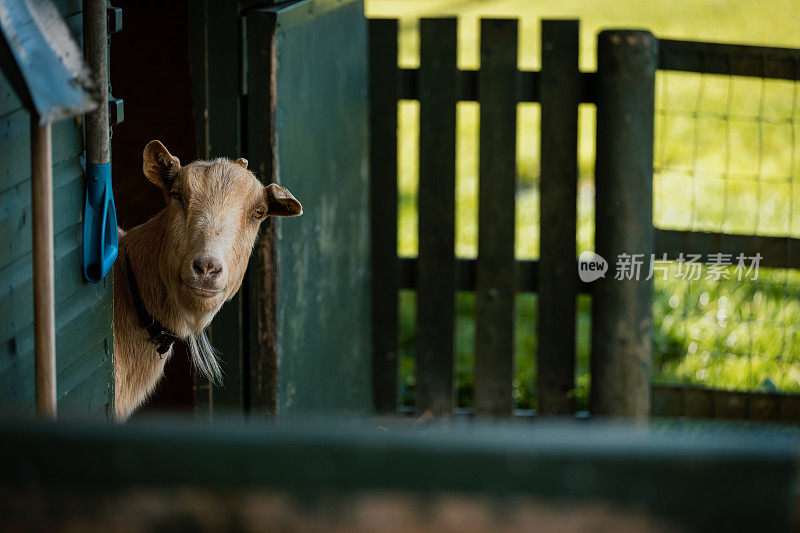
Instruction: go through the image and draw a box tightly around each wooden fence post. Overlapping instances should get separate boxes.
[537,20,580,415]
[591,30,657,418]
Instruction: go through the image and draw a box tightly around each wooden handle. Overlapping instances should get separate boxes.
[84,0,109,166]
[32,118,56,420]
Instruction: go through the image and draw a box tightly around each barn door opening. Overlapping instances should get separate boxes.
[189,0,372,419]
[111,0,198,416]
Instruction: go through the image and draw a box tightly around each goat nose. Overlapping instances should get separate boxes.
[192,257,223,278]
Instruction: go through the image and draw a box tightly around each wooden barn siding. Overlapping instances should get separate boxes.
[245,0,372,415]
[0,0,113,418]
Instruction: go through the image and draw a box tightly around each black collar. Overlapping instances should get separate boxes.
[125,253,177,355]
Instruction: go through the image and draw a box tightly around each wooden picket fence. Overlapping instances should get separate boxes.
[369,17,800,423]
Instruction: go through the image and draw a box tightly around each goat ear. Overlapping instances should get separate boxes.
[233,157,248,169]
[143,140,181,190]
[265,183,302,217]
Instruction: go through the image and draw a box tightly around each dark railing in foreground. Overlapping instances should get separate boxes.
[0,418,795,531]
[369,17,800,423]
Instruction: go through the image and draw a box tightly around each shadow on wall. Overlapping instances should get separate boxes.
[110,0,198,415]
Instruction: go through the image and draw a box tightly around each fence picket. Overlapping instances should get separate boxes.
[538,20,580,415]
[475,19,518,415]
[416,18,458,416]
[369,19,400,413]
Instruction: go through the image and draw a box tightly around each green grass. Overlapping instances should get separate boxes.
[368,0,800,409]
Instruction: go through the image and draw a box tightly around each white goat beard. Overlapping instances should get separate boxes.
[186,330,223,385]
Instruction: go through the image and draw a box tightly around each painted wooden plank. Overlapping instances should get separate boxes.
[0,155,82,219]
[0,280,111,412]
[0,164,83,270]
[474,19,518,416]
[0,261,111,417]
[0,224,84,352]
[416,18,458,417]
[537,20,580,415]
[0,277,109,382]
[369,18,399,413]
[57,346,113,418]
[3,339,110,418]
[0,76,23,119]
[0,109,82,192]
[270,0,372,415]
[57,338,109,402]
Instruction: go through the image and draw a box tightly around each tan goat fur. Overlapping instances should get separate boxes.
[113,140,301,420]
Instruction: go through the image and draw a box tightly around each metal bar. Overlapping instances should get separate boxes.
[369,19,399,413]
[83,0,109,166]
[591,30,658,419]
[31,119,56,420]
[659,39,800,80]
[537,20,580,416]
[416,18,458,417]
[474,19,518,416]
[655,229,800,270]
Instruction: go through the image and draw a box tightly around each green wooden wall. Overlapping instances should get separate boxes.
[0,0,114,418]
[246,0,372,415]
[272,0,371,414]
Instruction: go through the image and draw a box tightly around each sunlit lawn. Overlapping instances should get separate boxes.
[367,0,800,409]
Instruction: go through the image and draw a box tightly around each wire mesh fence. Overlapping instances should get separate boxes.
[653,50,800,397]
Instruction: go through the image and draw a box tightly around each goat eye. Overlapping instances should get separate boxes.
[170,190,182,201]
[253,206,266,219]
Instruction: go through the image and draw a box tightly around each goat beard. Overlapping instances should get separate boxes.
[186,330,223,385]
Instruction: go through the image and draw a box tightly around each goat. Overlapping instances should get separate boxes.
[113,140,302,420]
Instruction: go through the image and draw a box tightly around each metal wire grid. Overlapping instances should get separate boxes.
[653,54,800,394]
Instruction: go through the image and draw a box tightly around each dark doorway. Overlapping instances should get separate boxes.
[111,0,197,415]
